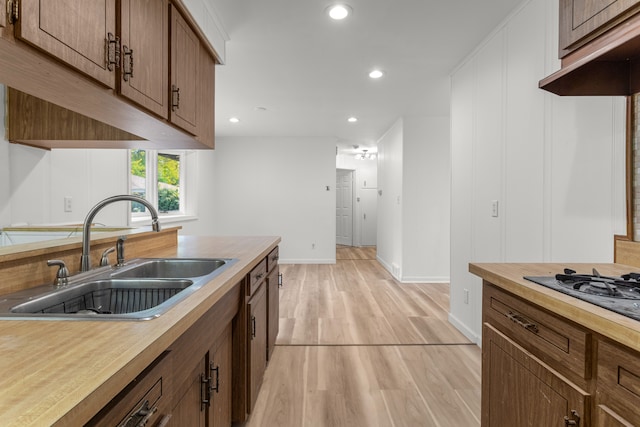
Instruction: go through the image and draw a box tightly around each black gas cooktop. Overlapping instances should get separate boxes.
[524,268,640,321]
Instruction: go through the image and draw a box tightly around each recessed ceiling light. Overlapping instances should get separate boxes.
[347,117,358,123]
[229,117,240,123]
[369,69,384,79]
[327,4,352,20]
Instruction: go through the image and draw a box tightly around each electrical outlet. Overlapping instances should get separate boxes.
[463,289,469,304]
[64,196,73,212]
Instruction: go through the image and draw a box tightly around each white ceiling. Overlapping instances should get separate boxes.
[212,0,523,154]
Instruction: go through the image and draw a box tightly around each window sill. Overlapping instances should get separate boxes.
[131,214,198,227]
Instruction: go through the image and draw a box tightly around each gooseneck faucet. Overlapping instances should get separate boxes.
[80,195,161,272]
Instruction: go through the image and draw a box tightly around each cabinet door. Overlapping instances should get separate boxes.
[248,283,268,412]
[267,266,279,361]
[172,355,207,427]
[209,325,233,427]
[596,340,640,426]
[482,324,589,427]
[170,6,199,134]
[119,0,168,118]
[16,0,116,87]
[559,0,640,55]
[597,405,636,426]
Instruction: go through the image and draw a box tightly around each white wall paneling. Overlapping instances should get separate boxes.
[449,0,627,344]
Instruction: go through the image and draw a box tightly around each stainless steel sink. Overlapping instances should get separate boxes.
[0,257,237,320]
[112,258,228,279]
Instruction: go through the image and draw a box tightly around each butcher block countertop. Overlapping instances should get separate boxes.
[0,235,280,426]
[470,263,640,353]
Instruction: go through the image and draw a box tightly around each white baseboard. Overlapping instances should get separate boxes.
[448,312,481,346]
[279,258,336,264]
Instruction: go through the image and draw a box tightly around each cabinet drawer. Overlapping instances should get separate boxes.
[267,246,279,272]
[597,339,640,425]
[247,258,267,296]
[87,351,172,426]
[483,284,591,382]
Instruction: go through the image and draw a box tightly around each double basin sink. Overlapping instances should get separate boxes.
[0,257,237,320]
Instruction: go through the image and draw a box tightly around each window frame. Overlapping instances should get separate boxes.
[129,149,194,224]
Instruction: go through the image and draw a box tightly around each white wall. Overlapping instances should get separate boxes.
[377,120,404,277]
[403,116,450,282]
[449,0,627,344]
[376,116,451,282]
[212,136,337,264]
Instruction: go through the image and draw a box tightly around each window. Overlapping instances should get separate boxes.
[129,149,186,217]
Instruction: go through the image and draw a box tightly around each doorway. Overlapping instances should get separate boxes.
[336,169,354,246]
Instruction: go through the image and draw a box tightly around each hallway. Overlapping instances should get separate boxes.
[245,251,481,426]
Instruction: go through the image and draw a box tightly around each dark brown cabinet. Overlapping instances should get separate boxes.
[15,0,116,88]
[247,281,268,412]
[559,0,640,57]
[482,324,589,427]
[119,0,169,119]
[596,339,640,426]
[170,6,199,135]
[267,265,279,361]
[1,0,217,149]
[86,352,173,427]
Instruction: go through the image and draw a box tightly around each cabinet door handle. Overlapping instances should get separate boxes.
[106,33,121,71]
[122,45,134,81]
[171,85,180,111]
[157,414,172,427]
[278,273,283,287]
[251,315,256,339]
[201,374,211,409]
[210,362,220,393]
[506,311,539,333]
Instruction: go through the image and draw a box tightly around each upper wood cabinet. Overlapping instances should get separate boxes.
[559,0,640,57]
[119,0,169,119]
[15,0,116,88]
[1,0,218,149]
[170,6,199,134]
[541,0,640,95]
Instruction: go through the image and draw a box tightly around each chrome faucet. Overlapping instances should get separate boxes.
[80,195,161,272]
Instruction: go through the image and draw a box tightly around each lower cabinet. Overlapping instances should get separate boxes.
[482,324,589,426]
[267,265,280,361]
[248,281,268,411]
[86,352,173,427]
[483,282,640,426]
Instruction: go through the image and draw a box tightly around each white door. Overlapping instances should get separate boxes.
[336,169,353,246]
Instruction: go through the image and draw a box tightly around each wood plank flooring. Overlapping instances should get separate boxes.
[245,248,481,426]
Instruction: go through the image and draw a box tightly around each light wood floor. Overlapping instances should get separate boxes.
[245,248,481,427]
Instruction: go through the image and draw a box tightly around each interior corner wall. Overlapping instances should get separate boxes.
[449,0,627,344]
[212,136,337,264]
[376,119,404,277]
[402,116,450,282]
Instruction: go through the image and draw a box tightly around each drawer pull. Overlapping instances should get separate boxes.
[506,311,539,333]
[117,399,158,427]
[157,415,172,427]
[255,273,264,280]
[251,315,256,339]
[564,409,580,426]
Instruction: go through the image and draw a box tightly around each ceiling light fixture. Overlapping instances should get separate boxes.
[229,117,240,123]
[347,117,358,123]
[355,149,376,160]
[327,4,352,20]
[369,69,384,79]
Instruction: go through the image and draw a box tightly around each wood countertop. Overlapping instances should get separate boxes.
[0,235,280,426]
[470,262,640,353]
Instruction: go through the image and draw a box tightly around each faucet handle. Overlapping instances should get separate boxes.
[116,236,127,267]
[47,260,69,287]
[100,247,115,267]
